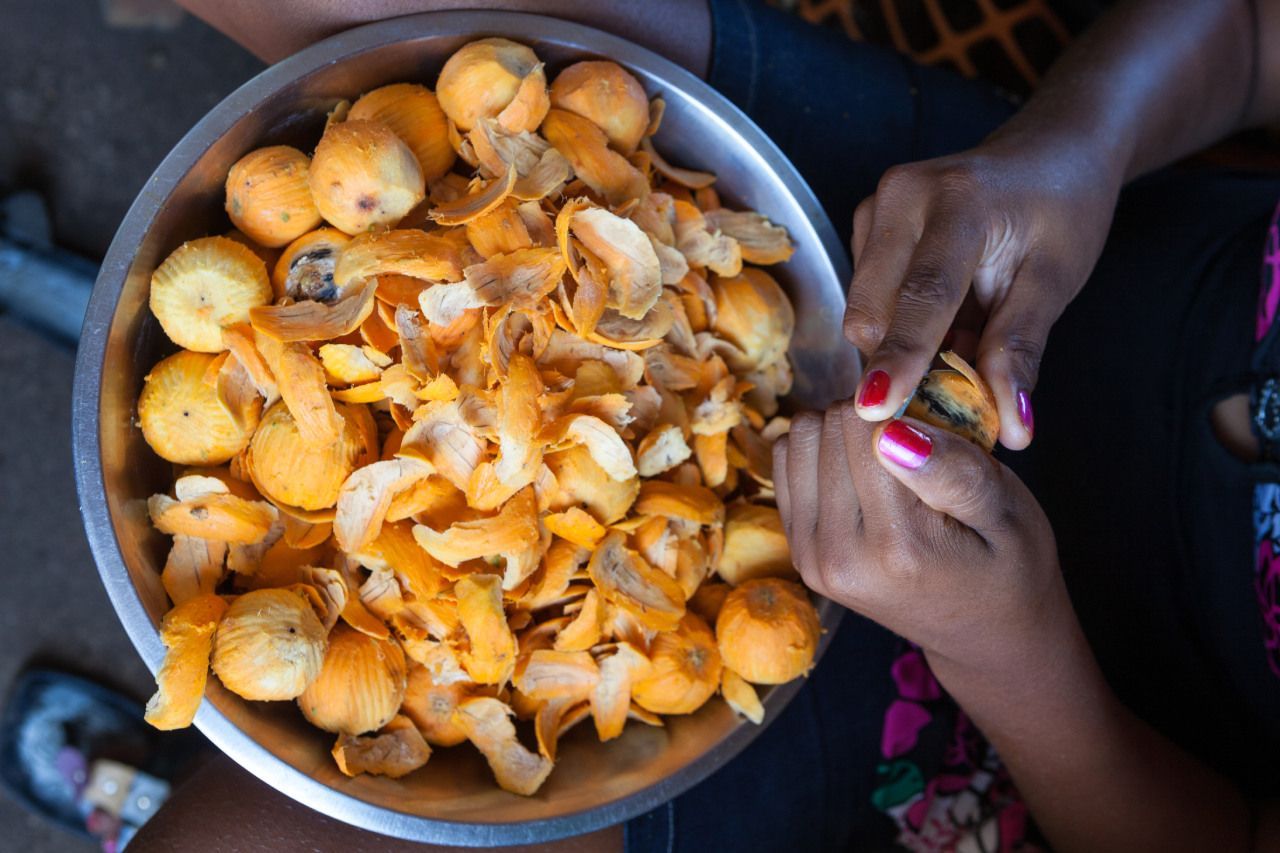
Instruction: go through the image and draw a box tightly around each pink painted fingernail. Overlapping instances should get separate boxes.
[878,420,932,469]
[858,369,890,409]
[1017,389,1034,436]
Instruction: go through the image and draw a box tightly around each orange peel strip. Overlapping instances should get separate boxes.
[542,108,647,207]
[221,323,279,403]
[144,593,228,730]
[395,304,438,380]
[569,206,661,321]
[400,401,486,492]
[454,696,553,796]
[543,414,637,482]
[720,667,764,725]
[514,648,599,702]
[162,534,227,605]
[412,486,539,568]
[249,279,377,342]
[543,506,606,551]
[332,715,432,778]
[428,165,517,226]
[148,493,277,544]
[352,519,446,600]
[257,336,345,448]
[522,538,589,609]
[588,531,686,632]
[463,247,567,309]
[702,209,794,266]
[402,664,473,747]
[638,136,715,190]
[333,457,435,553]
[553,588,603,651]
[334,229,464,288]
[590,641,651,741]
[635,480,724,526]
[454,574,517,685]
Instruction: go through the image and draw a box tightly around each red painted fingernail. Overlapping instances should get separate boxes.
[858,369,890,409]
[1017,389,1034,436]
[878,420,932,469]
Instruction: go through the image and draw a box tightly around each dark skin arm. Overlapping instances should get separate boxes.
[798,1,1280,850]
[167,2,1280,849]
[779,403,1280,853]
[173,0,711,76]
[847,0,1280,449]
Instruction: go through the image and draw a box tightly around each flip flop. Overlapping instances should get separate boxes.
[0,667,206,850]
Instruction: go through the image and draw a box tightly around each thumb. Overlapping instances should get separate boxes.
[872,417,1013,536]
[976,254,1068,451]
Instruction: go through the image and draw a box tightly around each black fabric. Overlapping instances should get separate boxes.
[626,1,1280,850]
[705,0,1017,249]
[1010,172,1280,793]
[628,3,1016,850]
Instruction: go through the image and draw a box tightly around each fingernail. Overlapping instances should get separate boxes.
[858,369,890,409]
[878,420,932,469]
[1017,389,1035,436]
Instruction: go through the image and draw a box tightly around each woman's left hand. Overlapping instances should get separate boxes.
[774,402,1074,677]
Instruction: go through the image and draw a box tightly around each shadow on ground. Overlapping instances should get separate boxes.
[2,2,261,847]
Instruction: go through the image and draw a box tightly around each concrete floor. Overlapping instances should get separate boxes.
[2,2,262,848]
[4,1,263,260]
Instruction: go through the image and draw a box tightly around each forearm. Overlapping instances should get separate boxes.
[174,0,711,76]
[925,588,1252,852]
[985,0,1263,189]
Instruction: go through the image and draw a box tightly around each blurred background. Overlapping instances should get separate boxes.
[0,0,1103,848]
[2,2,259,849]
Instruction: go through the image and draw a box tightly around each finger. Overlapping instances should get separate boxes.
[872,417,1012,537]
[817,405,860,531]
[773,435,791,530]
[946,290,986,363]
[976,254,1068,451]
[843,185,922,356]
[783,411,824,583]
[855,209,985,422]
[851,196,874,264]
[805,405,862,599]
[836,398,907,533]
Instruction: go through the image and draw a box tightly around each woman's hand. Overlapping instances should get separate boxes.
[775,403,1267,853]
[774,402,1074,677]
[845,136,1123,450]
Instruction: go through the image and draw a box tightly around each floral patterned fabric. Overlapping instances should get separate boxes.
[1255,203,1280,679]
[870,646,1040,851]
[871,198,1280,850]
[1254,498,1280,678]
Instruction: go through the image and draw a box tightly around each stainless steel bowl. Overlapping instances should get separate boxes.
[72,11,859,846]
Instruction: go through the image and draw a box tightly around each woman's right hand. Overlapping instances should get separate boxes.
[845,133,1124,449]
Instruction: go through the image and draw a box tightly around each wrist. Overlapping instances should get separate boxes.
[921,581,1115,730]
[977,119,1131,199]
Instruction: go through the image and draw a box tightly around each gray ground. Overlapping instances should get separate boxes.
[2,2,261,848]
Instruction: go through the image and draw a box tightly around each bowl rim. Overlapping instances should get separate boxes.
[72,10,851,846]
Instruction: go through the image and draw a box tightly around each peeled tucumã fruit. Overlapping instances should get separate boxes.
[299,623,408,735]
[715,578,819,685]
[225,146,323,248]
[212,588,327,701]
[309,120,425,235]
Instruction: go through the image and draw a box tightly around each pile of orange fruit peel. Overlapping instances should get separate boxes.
[136,37,821,796]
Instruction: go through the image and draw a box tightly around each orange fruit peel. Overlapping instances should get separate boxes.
[136,37,819,797]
